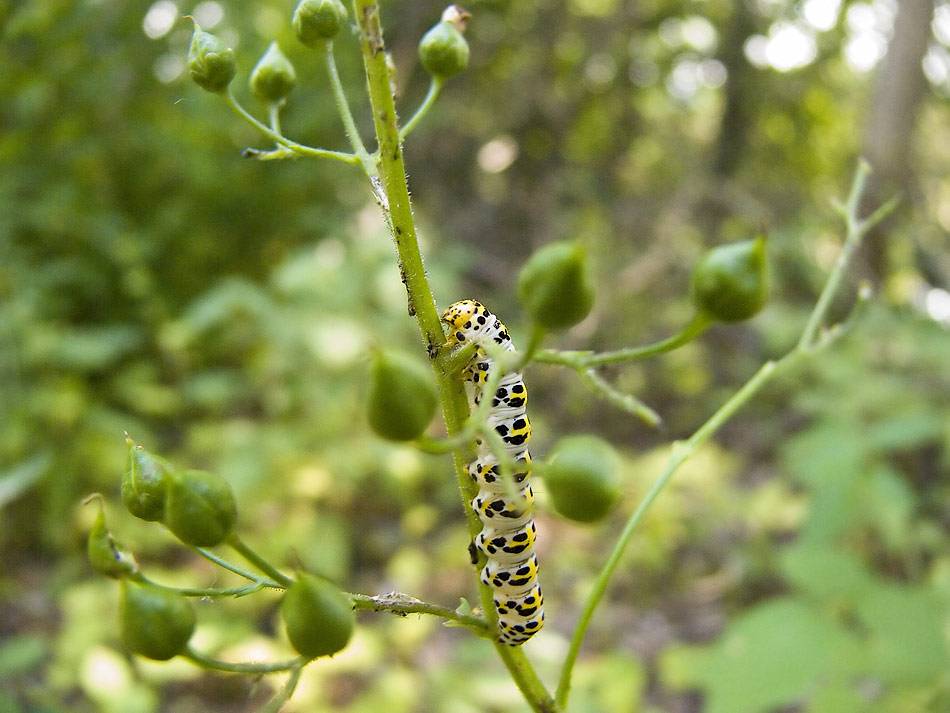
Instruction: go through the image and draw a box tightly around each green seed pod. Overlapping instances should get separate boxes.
[188,25,237,93]
[281,572,354,659]
[120,579,196,661]
[418,6,470,80]
[121,437,171,522]
[517,241,595,330]
[366,350,438,441]
[87,498,138,579]
[163,469,237,547]
[293,0,347,47]
[690,235,769,323]
[250,41,296,103]
[543,435,621,523]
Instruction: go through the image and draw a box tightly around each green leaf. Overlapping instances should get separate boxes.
[780,544,875,602]
[660,598,863,713]
[0,451,50,510]
[855,584,950,686]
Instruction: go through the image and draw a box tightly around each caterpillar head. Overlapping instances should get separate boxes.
[441,299,486,346]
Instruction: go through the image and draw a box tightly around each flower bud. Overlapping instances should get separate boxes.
[163,469,237,547]
[188,25,236,93]
[543,435,620,523]
[122,437,171,522]
[281,572,354,659]
[250,41,296,104]
[87,497,138,579]
[293,0,347,47]
[366,350,438,441]
[418,6,470,80]
[517,241,595,330]
[690,235,769,323]
[120,579,196,660]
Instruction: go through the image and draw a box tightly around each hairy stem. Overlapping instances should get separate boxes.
[184,646,305,674]
[352,3,557,710]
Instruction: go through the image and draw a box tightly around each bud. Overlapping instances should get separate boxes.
[120,579,196,660]
[517,241,595,330]
[86,497,138,579]
[250,41,296,104]
[543,435,620,523]
[281,572,354,659]
[418,6,470,80]
[121,436,171,522]
[690,235,769,323]
[188,24,236,93]
[366,350,438,441]
[293,0,347,47]
[163,469,237,547]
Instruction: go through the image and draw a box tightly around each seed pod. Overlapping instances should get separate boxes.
[418,6,470,80]
[690,235,769,323]
[87,498,138,579]
[366,350,438,441]
[293,0,347,47]
[281,572,354,659]
[250,41,296,103]
[543,435,620,523]
[121,437,171,522]
[120,579,196,661]
[518,241,595,330]
[188,25,236,93]
[163,469,237,547]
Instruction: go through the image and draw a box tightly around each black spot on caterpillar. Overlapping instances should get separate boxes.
[441,300,544,646]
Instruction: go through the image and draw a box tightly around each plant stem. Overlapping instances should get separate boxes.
[323,41,374,172]
[350,592,490,635]
[222,90,360,164]
[534,312,712,368]
[192,546,284,588]
[136,573,272,597]
[227,533,294,588]
[400,77,444,138]
[352,3,556,710]
[554,160,898,709]
[183,646,305,674]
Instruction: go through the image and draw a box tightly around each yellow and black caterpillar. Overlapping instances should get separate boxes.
[441,300,544,646]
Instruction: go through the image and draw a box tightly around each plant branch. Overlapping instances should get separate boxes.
[554,160,896,709]
[183,646,306,674]
[227,533,294,588]
[350,592,490,635]
[192,546,284,588]
[352,4,556,709]
[222,90,359,163]
[400,77,444,138]
[323,41,374,172]
[534,312,712,369]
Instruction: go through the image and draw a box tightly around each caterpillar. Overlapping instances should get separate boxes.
[441,300,544,646]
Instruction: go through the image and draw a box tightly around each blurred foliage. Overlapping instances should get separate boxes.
[1,0,948,712]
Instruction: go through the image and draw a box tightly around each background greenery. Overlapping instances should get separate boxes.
[2,0,948,711]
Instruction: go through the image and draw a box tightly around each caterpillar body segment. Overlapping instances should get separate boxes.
[441,299,544,646]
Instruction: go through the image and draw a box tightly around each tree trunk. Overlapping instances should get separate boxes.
[860,0,935,280]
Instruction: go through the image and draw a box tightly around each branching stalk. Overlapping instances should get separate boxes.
[553,161,899,709]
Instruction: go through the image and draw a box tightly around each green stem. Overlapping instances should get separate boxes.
[400,77,444,139]
[350,592,490,635]
[576,368,663,428]
[192,546,283,587]
[496,644,562,713]
[135,572,272,597]
[227,533,294,588]
[183,645,305,674]
[259,665,304,713]
[535,312,712,369]
[799,160,899,349]
[553,160,896,709]
[323,41,374,172]
[352,4,556,710]
[222,90,359,164]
